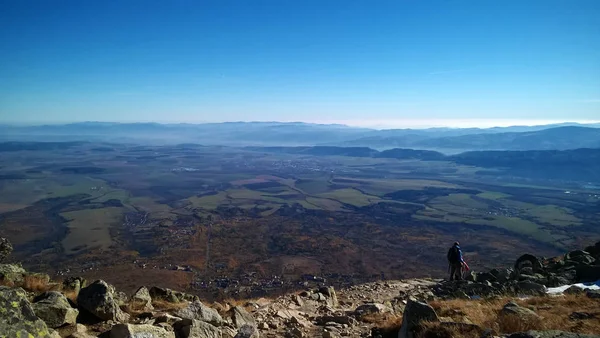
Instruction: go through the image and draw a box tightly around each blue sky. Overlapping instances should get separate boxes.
[1,0,599,127]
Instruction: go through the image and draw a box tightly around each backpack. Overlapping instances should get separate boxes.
[447,246,460,263]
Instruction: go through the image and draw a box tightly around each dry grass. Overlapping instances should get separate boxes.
[496,313,545,333]
[418,321,481,338]
[367,312,403,338]
[429,294,600,335]
[63,289,79,304]
[22,274,55,293]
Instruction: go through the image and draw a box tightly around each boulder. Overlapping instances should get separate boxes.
[173,318,222,338]
[319,286,338,307]
[32,291,79,328]
[0,286,54,337]
[0,237,12,262]
[235,324,260,338]
[109,323,175,338]
[576,265,600,283]
[77,280,130,322]
[354,303,390,316]
[55,323,90,337]
[63,276,86,294]
[565,250,595,264]
[398,298,439,338]
[155,313,183,325]
[586,289,600,299]
[517,281,547,295]
[507,330,600,338]
[515,254,543,273]
[175,300,224,326]
[150,286,181,303]
[500,302,540,320]
[563,285,585,295]
[230,305,256,329]
[0,263,26,285]
[131,286,154,311]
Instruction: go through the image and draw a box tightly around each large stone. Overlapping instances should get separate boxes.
[516,281,547,295]
[63,276,86,295]
[565,250,595,264]
[234,324,260,338]
[0,286,55,337]
[507,330,600,338]
[0,263,26,285]
[174,318,222,338]
[576,265,600,283]
[77,280,130,322]
[132,286,154,311]
[110,323,175,338]
[586,289,600,299]
[150,286,181,303]
[32,291,79,328]
[500,302,540,320]
[319,286,338,308]
[515,254,543,273]
[398,298,439,338]
[230,305,256,329]
[0,237,13,262]
[354,303,390,316]
[175,300,224,326]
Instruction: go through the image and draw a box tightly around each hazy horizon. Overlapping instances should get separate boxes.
[3,118,600,130]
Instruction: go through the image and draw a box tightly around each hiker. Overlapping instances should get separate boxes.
[447,241,464,281]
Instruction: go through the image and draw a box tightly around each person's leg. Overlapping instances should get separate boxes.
[456,263,463,280]
[450,264,456,281]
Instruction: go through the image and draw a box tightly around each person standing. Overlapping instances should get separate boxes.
[447,241,464,281]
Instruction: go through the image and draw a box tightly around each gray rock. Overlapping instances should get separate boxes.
[515,254,543,273]
[0,286,54,337]
[576,265,600,283]
[155,313,183,325]
[0,263,26,284]
[174,318,222,338]
[175,300,224,326]
[316,315,356,326]
[32,291,79,328]
[500,302,540,319]
[517,281,547,295]
[354,303,390,316]
[319,286,338,307]
[586,289,600,299]
[150,286,181,303]
[507,330,600,338]
[564,285,585,295]
[398,298,439,338]
[63,276,86,295]
[230,305,256,329]
[234,324,260,338]
[132,286,154,311]
[0,237,13,262]
[77,280,130,322]
[110,323,175,338]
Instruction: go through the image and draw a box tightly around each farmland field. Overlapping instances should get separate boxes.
[0,141,599,295]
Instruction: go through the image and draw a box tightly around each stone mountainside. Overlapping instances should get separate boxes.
[0,238,599,338]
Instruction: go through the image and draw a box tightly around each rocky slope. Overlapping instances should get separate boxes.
[1,238,599,338]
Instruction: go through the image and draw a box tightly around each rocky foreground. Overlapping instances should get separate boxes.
[0,239,599,338]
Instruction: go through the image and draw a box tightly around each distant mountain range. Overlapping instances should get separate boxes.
[0,121,599,151]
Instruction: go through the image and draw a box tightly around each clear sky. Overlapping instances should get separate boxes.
[1,0,599,128]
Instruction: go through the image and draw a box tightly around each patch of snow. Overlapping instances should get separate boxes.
[546,280,600,294]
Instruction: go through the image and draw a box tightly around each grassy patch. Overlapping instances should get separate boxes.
[318,188,378,207]
[60,207,124,254]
